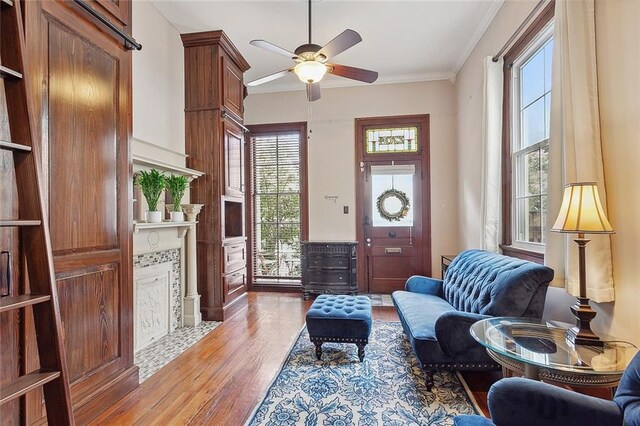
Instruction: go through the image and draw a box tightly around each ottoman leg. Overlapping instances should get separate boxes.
[356,343,366,362]
[314,341,323,360]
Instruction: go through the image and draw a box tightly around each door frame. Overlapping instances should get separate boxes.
[354,114,431,293]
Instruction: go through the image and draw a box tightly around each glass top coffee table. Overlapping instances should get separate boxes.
[470,317,638,387]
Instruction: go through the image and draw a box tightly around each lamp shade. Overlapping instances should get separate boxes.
[551,182,614,234]
[294,60,327,83]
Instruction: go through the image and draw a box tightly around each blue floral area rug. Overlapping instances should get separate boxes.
[246,321,479,426]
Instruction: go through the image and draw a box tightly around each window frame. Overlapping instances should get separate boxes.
[501,1,555,263]
[246,122,309,290]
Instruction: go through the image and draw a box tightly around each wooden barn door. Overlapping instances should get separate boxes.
[21,1,137,422]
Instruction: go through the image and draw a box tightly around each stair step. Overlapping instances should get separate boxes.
[0,370,60,405]
[0,220,41,227]
[0,140,31,152]
[0,294,51,313]
[0,65,22,80]
[1,0,13,7]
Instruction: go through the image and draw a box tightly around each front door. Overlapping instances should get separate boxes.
[355,115,431,294]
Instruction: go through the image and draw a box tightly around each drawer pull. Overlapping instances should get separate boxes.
[385,247,402,254]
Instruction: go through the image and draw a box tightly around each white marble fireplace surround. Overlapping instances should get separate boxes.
[134,252,181,352]
[133,230,186,352]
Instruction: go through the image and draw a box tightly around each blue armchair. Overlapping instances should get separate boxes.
[392,250,554,389]
[454,350,640,426]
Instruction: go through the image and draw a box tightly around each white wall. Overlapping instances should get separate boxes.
[245,81,459,276]
[132,0,185,165]
[454,0,537,249]
[455,0,640,346]
[591,0,640,346]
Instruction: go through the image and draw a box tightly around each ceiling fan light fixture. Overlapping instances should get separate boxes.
[294,60,327,83]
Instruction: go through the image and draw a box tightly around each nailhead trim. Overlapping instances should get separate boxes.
[310,337,369,344]
[424,362,500,370]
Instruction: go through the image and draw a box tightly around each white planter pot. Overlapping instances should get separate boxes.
[170,211,185,222]
[146,211,162,223]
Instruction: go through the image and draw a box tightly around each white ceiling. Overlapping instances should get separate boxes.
[150,0,506,94]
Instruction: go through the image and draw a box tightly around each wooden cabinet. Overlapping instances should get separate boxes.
[7,0,138,423]
[301,242,358,299]
[182,30,250,321]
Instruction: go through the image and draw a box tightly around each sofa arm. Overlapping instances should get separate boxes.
[435,311,491,358]
[489,378,623,426]
[405,275,444,296]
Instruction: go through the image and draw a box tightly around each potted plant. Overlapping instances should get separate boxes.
[135,169,165,223]
[165,174,189,222]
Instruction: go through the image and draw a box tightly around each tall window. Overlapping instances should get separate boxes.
[249,123,308,286]
[502,5,554,260]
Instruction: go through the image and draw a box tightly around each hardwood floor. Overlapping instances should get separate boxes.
[90,292,613,424]
[92,292,400,425]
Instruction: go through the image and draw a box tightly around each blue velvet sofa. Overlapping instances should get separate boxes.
[392,249,554,388]
[454,350,640,426]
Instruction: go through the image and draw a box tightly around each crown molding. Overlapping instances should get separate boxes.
[451,0,505,76]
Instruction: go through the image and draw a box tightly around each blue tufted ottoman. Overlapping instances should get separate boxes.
[305,295,372,361]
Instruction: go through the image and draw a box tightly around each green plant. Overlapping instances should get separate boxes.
[164,174,189,211]
[135,169,165,211]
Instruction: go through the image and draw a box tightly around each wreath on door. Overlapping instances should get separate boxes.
[376,188,410,222]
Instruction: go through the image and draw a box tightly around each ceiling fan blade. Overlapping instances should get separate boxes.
[328,64,378,84]
[316,29,362,60]
[307,82,321,102]
[246,69,291,87]
[250,40,297,59]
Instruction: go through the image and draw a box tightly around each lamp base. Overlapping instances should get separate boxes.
[565,297,604,347]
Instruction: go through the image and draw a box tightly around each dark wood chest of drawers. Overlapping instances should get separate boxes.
[301,241,358,299]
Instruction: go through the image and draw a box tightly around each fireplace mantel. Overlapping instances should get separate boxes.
[134,221,197,238]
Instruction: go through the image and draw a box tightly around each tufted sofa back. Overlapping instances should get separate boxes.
[443,250,554,317]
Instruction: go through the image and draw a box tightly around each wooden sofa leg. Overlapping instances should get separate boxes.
[424,369,435,391]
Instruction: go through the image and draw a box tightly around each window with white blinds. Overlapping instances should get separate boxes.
[250,125,306,285]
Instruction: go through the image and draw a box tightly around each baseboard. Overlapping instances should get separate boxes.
[252,284,303,294]
[201,292,248,321]
[73,365,140,424]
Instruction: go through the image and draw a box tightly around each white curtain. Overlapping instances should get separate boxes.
[546,0,615,302]
[481,57,503,253]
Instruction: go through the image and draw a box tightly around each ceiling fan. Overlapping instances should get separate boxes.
[247,0,378,102]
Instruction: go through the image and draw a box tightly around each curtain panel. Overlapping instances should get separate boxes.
[481,57,503,253]
[546,0,615,302]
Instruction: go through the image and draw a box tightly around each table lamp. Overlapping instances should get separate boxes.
[551,182,614,347]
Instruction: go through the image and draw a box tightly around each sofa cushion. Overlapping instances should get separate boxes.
[443,249,553,317]
[392,291,456,341]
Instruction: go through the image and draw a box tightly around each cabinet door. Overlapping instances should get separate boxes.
[224,119,244,198]
[221,54,244,117]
